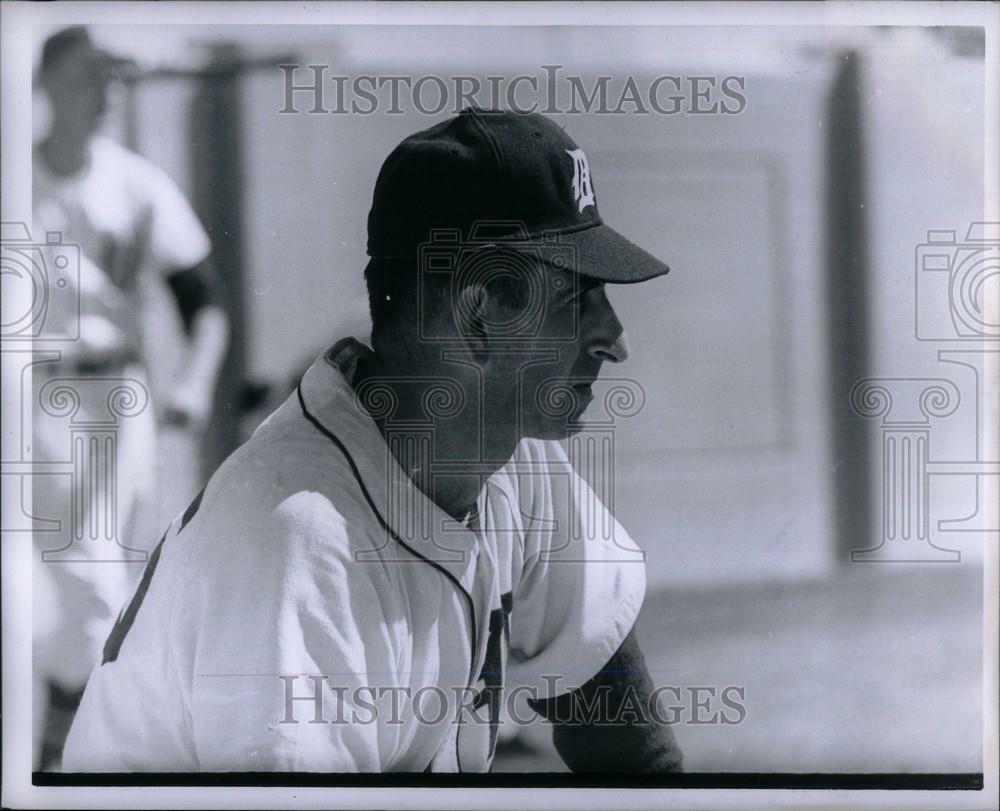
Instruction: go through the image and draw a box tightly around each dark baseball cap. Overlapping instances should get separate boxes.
[39,26,132,79]
[367,108,670,284]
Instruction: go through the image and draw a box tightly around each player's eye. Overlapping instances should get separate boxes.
[575,281,604,304]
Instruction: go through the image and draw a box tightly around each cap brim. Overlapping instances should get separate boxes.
[561,222,670,284]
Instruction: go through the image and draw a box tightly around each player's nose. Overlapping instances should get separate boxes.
[586,297,630,364]
[604,330,630,363]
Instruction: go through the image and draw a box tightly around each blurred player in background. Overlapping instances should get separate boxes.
[31,26,229,769]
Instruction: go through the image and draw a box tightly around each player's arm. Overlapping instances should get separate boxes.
[164,258,230,427]
[528,627,684,773]
[190,490,390,771]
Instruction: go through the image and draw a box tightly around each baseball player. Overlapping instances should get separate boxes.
[32,27,229,768]
[63,109,682,773]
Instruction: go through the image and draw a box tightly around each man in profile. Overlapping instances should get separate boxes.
[64,109,682,773]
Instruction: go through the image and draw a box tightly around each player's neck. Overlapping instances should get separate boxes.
[40,128,92,177]
[356,352,511,523]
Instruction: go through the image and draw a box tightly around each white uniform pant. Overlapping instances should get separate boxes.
[31,362,156,768]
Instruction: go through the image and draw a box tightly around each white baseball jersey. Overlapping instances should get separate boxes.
[33,134,212,356]
[63,338,645,772]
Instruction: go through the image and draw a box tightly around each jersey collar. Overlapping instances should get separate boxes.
[296,338,483,597]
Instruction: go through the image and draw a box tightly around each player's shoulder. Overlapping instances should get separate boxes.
[91,135,179,195]
[178,395,378,563]
[511,437,570,466]
[490,438,572,498]
[480,439,577,557]
[90,135,142,169]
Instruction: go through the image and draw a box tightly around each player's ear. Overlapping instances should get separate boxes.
[456,281,492,362]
